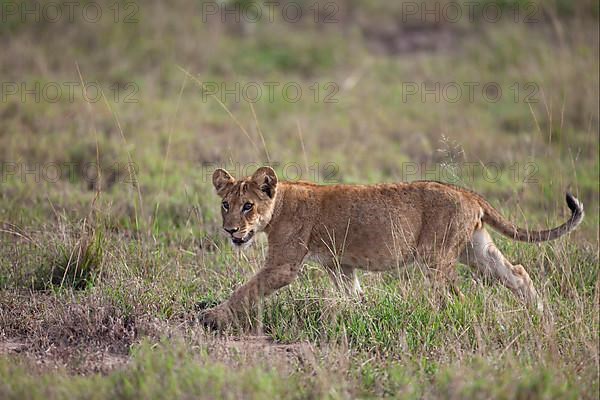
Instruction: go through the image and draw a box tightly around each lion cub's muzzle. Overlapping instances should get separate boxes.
[229,229,255,247]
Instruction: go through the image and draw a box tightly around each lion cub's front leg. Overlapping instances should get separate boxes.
[201,244,307,329]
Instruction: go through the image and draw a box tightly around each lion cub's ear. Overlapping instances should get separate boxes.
[212,168,235,196]
[251,166,278,198]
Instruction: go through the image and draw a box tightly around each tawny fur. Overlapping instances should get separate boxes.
[202,167,584,328]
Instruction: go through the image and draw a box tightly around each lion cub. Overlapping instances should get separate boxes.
[201,166,583,328]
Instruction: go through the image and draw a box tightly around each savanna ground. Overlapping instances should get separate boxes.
[0,0,598,398]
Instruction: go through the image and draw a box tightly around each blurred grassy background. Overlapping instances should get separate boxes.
[1,0,598,238]
[0,0,598,398]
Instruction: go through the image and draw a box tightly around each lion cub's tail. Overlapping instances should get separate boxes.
[478,193,584,242]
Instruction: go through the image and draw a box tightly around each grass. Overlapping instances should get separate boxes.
[0,340,590,399]
[0,0,598,398]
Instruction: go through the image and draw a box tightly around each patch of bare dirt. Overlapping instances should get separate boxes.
[0,291,316,375]
[0,333,316,376]
[208,335,316,371]
[0,336,129,374]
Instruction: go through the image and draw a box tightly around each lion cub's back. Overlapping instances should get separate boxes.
[306,183,424,257]
[304,181,477,265]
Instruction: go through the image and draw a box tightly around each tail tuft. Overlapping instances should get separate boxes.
[566,192,584,217]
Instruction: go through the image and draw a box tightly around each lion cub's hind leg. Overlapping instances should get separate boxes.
[460,228,543,312]
[325,263,364,298]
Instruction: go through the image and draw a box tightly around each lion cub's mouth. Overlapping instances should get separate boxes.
[231,230,255,247]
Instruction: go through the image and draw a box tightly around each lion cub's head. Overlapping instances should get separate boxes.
[212,166,278,249]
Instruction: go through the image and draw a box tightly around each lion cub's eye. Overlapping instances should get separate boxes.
[242,202,253,212]
[222,201,229,212]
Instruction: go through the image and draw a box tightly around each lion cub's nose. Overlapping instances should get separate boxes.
[224,227,239,235]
